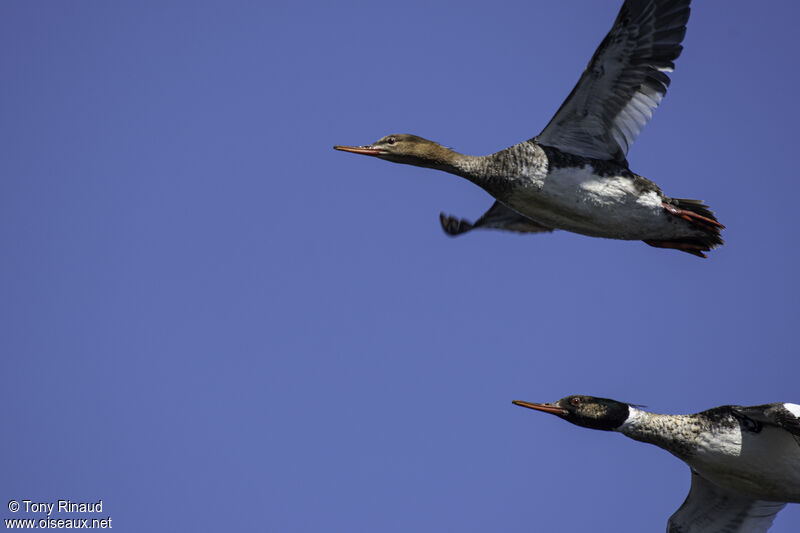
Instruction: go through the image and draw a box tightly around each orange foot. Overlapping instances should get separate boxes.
[643,239,709,258]
[662,202,725,232]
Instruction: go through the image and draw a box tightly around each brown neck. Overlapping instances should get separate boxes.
[392,144,493,188]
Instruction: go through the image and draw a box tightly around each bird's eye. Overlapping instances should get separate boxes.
[571,397,581,406]
[386,137,397,145]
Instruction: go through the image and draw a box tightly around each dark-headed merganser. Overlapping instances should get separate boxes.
[513,395,800,532]
[335,0,724,257]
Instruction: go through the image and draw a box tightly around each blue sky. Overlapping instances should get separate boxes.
[2,1,798,531]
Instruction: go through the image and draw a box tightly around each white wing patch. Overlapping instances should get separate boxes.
[784,403,800,419]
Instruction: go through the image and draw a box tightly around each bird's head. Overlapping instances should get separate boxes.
[513,395,631,431]
[334,134,455,169]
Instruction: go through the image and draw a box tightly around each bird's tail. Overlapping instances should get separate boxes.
[643,198,724,258]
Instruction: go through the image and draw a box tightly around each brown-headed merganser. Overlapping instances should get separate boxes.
[335,0,724,257]
[513,396,800,532]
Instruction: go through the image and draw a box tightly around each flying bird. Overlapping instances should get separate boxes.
[513,395,800,532]
[334,0,724,257]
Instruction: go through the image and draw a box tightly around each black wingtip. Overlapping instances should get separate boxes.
[439,213,474,236]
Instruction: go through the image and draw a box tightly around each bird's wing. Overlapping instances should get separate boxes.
[667,470,786,533]
[439,201,553,237]
[732,403,800,444]
[537,0,691,163]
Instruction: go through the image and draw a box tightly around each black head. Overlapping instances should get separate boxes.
[513,395,630,431]
[334,134,453,169]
